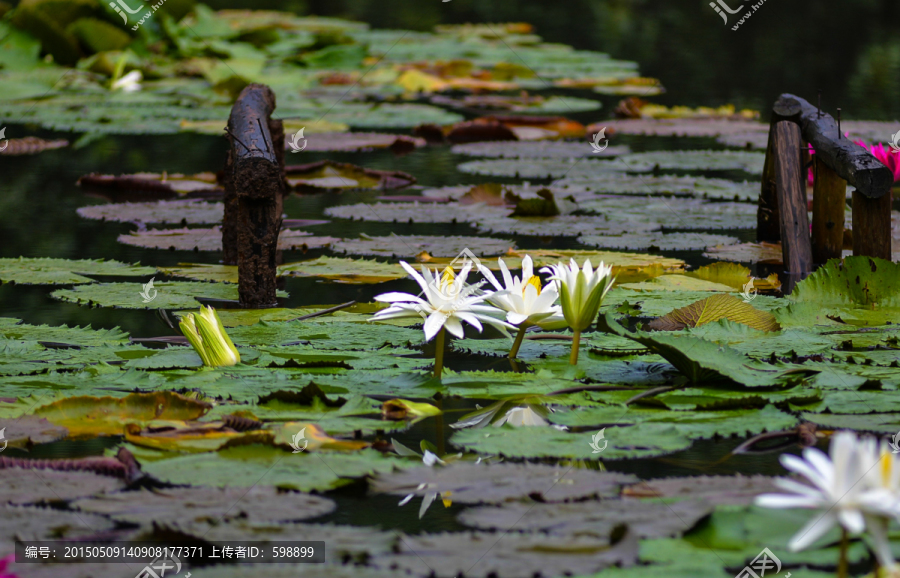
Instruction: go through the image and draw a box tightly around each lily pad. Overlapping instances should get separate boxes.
[118,227,337,252]
[450,140,630,159]
[72,487,335,525]
[602,118,767,138]
[703,241,785,264]
[476,215,660,237]
[623,475,780,506]
[457,499,710,538]
[51,281,286,309]
[142,444,409,491]
[0,257,155,286]
[332,235,514,258]
[285,161,416,192]
[370,463,637,504]
[0,416,68,447]
[553,174,761,202]
[77,172,223,199]
[277,257,409,284]
[580,232,739,251]
[325,202,508,223]
[1,468,125,506]
[646,294,781,332]
[294,131,426,152]
[78,200,224,225]
[33,391,212,437]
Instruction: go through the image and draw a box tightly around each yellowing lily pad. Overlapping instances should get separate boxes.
[272,422,371,452]
[123,421,266,453]
[646,294,781,332]
[33,392,212,438]
[285,161,416,193]
[277,257,408,284]
[620,275,736,292]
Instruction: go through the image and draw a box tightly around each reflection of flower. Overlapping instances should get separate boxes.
[111,70,142,93]
[493,405,548,427]
[755,431,900,570]
[398,451,450,518]
[178,305,241,367]
[541,259,615,364]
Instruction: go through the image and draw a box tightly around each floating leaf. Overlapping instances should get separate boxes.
[619,276,737,292]
[73,487,335,525]
[0,136,68,156]
[685,262,780,291]
[451,140,629,159]
[0,416,68,448]
[1,468,125,506]
[458,499,710,539]
[285,161,416,192]
[118,227,337,252]
[51,281,286,309]
[272,422,371,452]
[325,201,507,223]
[647,294,781,332]
[0,257,155,286]
[332,235,514,258]
[580,232,739,251]
[553,174,760,201]
[600,118,765,137]
[703,242,786,264]
[382,399,442,420]
[477,215,659,237]
[78,200,224,225]
[371,463,636,503]
[623,475,780,506]
[33,392,212,438]
[296,131,425,152]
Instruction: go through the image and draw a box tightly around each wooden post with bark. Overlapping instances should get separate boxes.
[222,84,285,308]
[757,94,894,286]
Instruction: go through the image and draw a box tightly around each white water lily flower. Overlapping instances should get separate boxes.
[493,406,548,427]
[371,261,514,342]
[755,431,900,554]
[478,255,566,330]
[540,258,615,332]
[111,70,142,93]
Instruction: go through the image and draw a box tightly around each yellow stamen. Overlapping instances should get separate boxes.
[525,275,542,295]
[882,448,892,487]
[441,266,456,286]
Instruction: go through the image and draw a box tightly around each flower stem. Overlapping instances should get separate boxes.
[569,329,581,365]
[837,527,848,578]
[509,326,527,359]
[434,327,446,379]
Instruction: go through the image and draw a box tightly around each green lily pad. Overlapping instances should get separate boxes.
[0,257,155,285]
[50,281,288,309]
[118,227,337,252]
[142,444,410,491]
[476,215,660,237]
[0,319,129,345]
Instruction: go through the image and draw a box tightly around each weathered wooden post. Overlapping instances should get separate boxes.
[758,94,894,291]
[222,84,285,307]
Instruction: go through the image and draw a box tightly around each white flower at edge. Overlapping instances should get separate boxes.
[755,431,900,566]
[493,405,548,427]
[478,255,567,330]
[371,261,515,341]
[540,258,615,332]
[111,70,142,93]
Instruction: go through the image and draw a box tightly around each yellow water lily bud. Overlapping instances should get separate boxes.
[178,305,240,367]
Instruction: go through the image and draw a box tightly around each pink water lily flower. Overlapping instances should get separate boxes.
[809,137,900,185]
